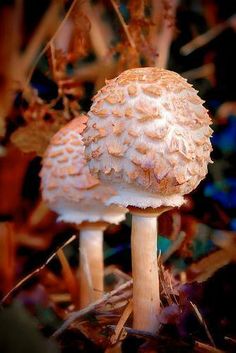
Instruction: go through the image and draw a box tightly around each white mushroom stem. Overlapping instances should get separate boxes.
[129,207,170,333]
[79,222,107,308]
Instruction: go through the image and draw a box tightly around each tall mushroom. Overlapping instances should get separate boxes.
[83,67,213,332]
[40,116,127,308]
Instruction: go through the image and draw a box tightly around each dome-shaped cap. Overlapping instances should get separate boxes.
[83,67,213,208]
[40,116,127,224]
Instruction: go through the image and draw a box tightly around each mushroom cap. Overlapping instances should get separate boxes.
[83,67,213,208]
[40,116,127,224]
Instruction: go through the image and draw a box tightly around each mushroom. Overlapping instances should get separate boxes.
[83,67,213,332]
[40,115,127,308]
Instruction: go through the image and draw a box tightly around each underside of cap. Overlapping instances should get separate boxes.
[102,182,185,208]
[49,198,127,225]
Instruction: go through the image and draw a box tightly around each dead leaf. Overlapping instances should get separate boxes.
[11,118,66,156]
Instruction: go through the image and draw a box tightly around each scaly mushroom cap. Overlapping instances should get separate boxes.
[40,115,127,224]
[83,67,213,208]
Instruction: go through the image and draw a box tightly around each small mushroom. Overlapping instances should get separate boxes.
[84,67,213,332]
[40,116,127,308]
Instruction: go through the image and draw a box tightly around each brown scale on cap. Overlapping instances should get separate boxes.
[41,116,99,203]
[83,67,213,208]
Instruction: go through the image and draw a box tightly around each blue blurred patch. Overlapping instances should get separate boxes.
[229,218,236,230]
[157,235,172,253]
[204,178,236,208]
[212,115,236,153]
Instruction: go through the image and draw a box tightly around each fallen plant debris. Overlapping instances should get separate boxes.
[1,235,77,305]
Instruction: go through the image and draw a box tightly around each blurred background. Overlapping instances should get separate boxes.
[0,1,236,352]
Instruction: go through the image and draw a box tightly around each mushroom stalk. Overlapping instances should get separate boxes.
[79,223,106,308]
[130,207,169,333]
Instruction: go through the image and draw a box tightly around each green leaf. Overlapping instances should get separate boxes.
[0,301,60,353]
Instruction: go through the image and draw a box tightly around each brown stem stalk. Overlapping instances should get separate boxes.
[130,207,170,333]
[79,224,105,308]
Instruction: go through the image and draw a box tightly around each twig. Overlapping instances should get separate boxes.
[167,271,179,306]
[49,42,57,81]
[154,0,178,68]
[20,0,60,75]
[187,249,232,283]
[1,235,76,305]
[190,301,215,347]
[110,300,133,344]
[180,14,236,56]
[159,264,173,306]
[224,336,236,344]
[82,1,109,59]
[162,231,186,262]
[110,0,136,48]
[49,293,71,303]
[57,248,78,306]
[52,279,133,338]
[25,0,79,85]
[28,201,49,227]
[194,341,225,353]
[108,326,223,352]
[108,325,158,341]
[181,63,215,81]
